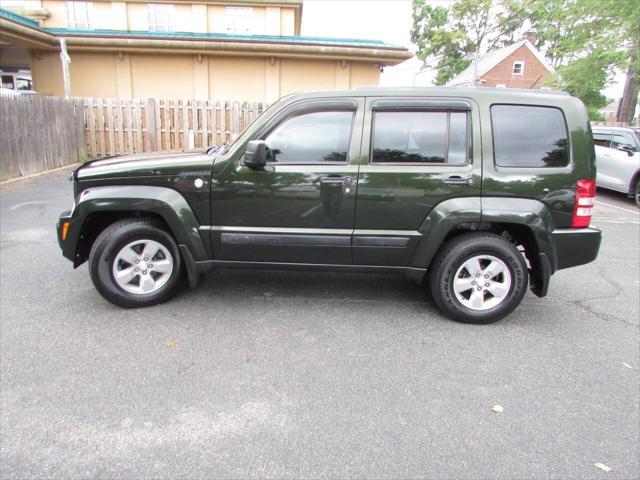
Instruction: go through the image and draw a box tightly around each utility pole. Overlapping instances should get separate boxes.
[59,38,71,98]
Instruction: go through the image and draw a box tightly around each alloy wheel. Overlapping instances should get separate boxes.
[452,255,512,311]
[112,239,174,294]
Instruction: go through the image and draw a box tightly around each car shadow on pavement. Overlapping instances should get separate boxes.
[190,268,434,306]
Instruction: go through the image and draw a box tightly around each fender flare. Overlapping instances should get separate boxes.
[409,197,482,270]
[480,197,557,273]
[409,197,558,294]
[66,185,208,264]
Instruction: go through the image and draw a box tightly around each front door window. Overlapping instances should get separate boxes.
[264,110,354,164]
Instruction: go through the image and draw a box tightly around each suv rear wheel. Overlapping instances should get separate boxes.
[429,232,528,324]
[89,218,182,308]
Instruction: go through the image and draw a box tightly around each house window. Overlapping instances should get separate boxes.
[512,61,524,75]
[147,4,173,32]
[224,6,254,34]
[65,1,92,30]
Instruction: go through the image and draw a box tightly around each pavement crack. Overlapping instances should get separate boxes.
[566,298,638,327]
[562,264,638,327]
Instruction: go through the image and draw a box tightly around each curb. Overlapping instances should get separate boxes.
[0,163,80,187]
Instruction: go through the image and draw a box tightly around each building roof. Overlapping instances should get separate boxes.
[45,28,398,49]
[0,8,411,64]
[446,39,554,87]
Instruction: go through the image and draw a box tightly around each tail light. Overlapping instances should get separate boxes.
[571,179,596,228]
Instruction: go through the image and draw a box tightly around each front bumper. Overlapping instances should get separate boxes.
[552,227,602,270]
[56,210,76,263]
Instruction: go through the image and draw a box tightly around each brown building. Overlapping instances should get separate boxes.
[446,38,554,89]
[0,0,411,101]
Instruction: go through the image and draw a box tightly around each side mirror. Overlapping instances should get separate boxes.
[619,146,634,157]
[244,140,267,168]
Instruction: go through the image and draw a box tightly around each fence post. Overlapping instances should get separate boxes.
[146,98,157,152]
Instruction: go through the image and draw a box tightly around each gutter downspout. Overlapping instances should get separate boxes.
[59,37,71,97]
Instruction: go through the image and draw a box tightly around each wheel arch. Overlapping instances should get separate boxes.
[67,186,209,267]
[628,168,640,197]
[410,196,557,297]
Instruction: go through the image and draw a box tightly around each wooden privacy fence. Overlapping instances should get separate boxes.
[591,120,640,127]
[83,98,267,157]
[0,95,86,181]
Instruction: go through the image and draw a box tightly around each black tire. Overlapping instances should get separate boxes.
[429,232,528,324]
[634,178,640,209]
[88,218,182,308]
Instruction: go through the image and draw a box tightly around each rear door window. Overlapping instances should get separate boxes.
[371,110,469,164]
[491,105,569,167]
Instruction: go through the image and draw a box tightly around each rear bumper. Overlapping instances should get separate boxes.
[552,227,602,270]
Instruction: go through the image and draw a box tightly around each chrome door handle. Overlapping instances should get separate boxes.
[320,176,353,185]
[442,176,475,186]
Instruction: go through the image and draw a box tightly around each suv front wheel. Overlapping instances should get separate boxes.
[89,218,182,308]
[429,232,528,324]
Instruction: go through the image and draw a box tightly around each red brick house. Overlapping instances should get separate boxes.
[446,37,554,89]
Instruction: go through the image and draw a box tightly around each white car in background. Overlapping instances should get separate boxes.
[592,126,640,207]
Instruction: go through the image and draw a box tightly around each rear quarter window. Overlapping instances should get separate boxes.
[491,104,569,168]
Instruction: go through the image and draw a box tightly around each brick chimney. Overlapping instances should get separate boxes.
[525,31,538,46]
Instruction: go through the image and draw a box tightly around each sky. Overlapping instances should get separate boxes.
[301,0,625,100]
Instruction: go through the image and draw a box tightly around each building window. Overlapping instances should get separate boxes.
[224,6,254,34]
[512,61,524,75]
[147,4,173,32]
[1,75,15,89]
[65,1,92,30]
[16,77,33,91]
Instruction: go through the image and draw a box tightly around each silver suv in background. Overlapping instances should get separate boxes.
[592,126,640,207]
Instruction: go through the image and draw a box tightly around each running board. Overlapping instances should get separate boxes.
[195,259,427,283]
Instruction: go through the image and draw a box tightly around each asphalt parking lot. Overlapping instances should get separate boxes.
[1,168,638,479]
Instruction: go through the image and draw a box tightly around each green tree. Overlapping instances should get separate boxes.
[553,51,616,120]
[411,0,638,120]
[410,0,525,86]
[524,0,618,67]
[606,0,640,123]
[524,0,634,121]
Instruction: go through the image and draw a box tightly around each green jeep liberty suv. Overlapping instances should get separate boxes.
[57,87,601,324]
